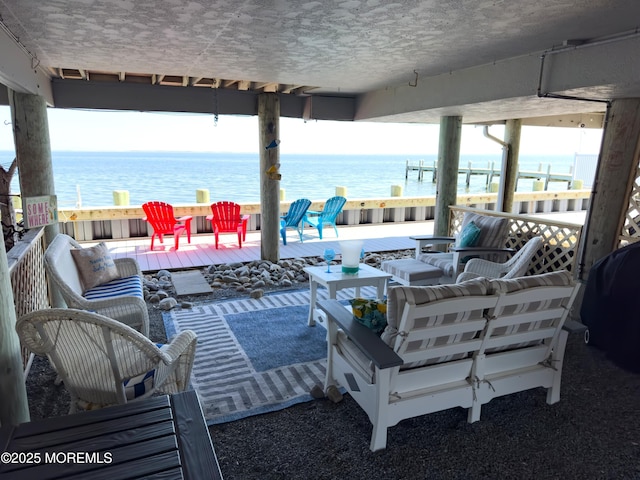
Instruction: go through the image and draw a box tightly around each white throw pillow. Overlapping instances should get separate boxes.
[70,242,120,292]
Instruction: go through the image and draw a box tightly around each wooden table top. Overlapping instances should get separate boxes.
[0,390,222,480]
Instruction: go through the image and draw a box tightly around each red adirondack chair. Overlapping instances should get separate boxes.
[207,201,250,249]
[142,201,192,251]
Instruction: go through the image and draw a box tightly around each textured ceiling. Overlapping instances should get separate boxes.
[0,0,639,122]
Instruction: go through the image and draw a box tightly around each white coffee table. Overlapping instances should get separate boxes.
[303,263,392,326]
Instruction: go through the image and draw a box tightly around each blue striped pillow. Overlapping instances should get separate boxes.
[122,343,164,400]
[123,369,155,400]
[83,275,143,300]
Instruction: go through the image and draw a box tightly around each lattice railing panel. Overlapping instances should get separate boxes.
[619,161,640,247]
[450,206,582,275]
[7,227,50,375]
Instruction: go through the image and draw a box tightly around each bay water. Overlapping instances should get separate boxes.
[0,151,577,208]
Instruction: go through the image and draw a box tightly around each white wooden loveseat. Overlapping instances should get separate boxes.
[319,270,581,451]
[44,234,149,336]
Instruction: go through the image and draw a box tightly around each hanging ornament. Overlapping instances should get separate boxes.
[212,78,219,126]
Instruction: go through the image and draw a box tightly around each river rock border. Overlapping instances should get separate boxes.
[143,249,415,310]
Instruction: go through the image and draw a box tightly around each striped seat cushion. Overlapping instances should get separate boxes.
[381,258,442,285]
[382,278,490,369]
[461,212,509,249]
[419,214,510,276]
[83,275,144,301]
[418,252,456,277]
[335,330,376,383]
[487,269,573,295]
[484,270,574,351]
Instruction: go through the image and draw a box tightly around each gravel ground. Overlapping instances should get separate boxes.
[209,333,640,480]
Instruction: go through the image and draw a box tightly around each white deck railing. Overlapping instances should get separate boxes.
[56,190,590,242]
[7,227,50,375]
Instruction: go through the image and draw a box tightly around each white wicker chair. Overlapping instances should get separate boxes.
[44,234,149,336]
[456,236,543,282]
[382,212,513,285]
[17,308,197,413]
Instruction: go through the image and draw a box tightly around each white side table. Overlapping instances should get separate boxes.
[303,263,392,326]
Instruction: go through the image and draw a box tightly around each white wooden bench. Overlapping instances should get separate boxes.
[44,234,149,336]
[319,270,582,451]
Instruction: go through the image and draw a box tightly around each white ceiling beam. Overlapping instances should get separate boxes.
[357,35,640,123]
[0,23,53,104]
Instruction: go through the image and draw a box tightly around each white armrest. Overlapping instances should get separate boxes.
[115,257,142,278]
[318,300,403,370]
[410,235,456,259]
[451,247,514,277]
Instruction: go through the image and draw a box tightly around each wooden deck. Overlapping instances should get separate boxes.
[96,211,586,273]
[100,222,435,273]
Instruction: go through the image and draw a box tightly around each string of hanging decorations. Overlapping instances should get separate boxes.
[212,78,219,126]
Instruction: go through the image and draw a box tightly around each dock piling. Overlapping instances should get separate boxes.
[113,190,130,206]
[405,160,574,191]
[196,189,210,204]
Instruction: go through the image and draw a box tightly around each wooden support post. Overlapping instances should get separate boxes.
[0,232,30,426]
[9,91,59,246]
[503,119,521,213]
[545,164,552,190]
[259,93,280,263]
[0,158,18,250]
[195,189,210,204]
[9,90,63,307]
[335,186,347,197]
[113,190,130,206]
[579,99,640,280]
[434,116,462,237]
[111,190,130,239]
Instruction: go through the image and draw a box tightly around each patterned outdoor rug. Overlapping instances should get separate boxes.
[162,286,377,425]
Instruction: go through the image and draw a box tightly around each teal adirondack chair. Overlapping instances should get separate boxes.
[303,196,347,239]
[280,198,312,245]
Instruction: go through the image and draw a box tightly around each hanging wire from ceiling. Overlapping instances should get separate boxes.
[212,78,219,126]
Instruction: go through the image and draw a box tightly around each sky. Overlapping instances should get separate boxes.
[0,106,604,156]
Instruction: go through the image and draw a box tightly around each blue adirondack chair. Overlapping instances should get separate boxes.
[280,198,312,245]
[303,196,347,239]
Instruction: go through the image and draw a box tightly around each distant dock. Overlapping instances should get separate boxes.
[405,160,574,190]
